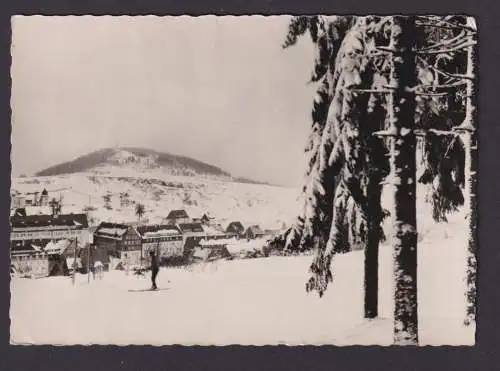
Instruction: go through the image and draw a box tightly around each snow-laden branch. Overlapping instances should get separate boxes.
[415,18,477,34]
[375,128,460,137]
[417,56,475,81]
[346,88,393,94]
[416,31,467,53]
[419,80,468,89]
[414,90,449,97]
[416,40,477,55]
[376,46,397,54]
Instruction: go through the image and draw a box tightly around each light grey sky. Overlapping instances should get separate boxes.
[11,16,316,187]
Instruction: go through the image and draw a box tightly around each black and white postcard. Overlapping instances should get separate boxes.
[9,15,478,346]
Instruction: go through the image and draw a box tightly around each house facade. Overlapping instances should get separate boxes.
[93,222,142,266]
[10,212,88,242]
[10,240,50,278]
[136,224,184,263]
[165,209,190,225]
[10,212,89,277]
[11,238,73,277]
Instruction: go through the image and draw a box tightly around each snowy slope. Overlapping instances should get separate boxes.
[10,153,474,345]
[11,172,300,230]
[9,207,474,345]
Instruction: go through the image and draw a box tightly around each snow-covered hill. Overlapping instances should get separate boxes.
[12,147,298,229]
[11,171,300,230]
[35,147,236,181]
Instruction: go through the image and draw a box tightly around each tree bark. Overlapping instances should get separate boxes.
[364,187,382,318]
[389,16,419,345]
[462,31,478,326]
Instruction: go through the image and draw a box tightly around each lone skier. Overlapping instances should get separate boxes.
[149,248,159,290]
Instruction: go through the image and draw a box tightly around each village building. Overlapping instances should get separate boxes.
[177,222,208,256]
[165,209,190,225]
[136,224,184,263]
[43,239,72,276]
[10,238,74,277]
[10,194,25,209]
[177,222,205,236]
[179,221,233,256]
[10,212,89,243]
[244,225,265,240]
[226,221,245,238]
[201,223,226,237]
[10,212,89,278]
[11,240,51,278]
[93,222,142,267]
[193,238,232,262]
[200,212,216,225]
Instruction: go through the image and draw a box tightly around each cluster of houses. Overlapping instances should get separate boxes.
[10,204,274,278]
[11,189,50,208]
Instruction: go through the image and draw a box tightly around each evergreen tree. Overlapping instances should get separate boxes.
[306,17,391,310]
[276,16,353,254]
[276,15,475,337]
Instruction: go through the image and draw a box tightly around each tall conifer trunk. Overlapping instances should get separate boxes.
[389,16,419,345]
[461,27,478,326]
[364,182,382,318]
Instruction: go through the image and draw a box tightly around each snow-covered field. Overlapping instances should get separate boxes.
[10,162,475,345]
[11,171,299,230]
[10,206,475,346]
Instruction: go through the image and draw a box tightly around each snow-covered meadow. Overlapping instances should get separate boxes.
[11,171,300,230]
[10,205,474,346]
[10,161,475,345]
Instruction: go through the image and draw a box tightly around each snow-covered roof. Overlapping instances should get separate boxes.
[136,224,181,238]
[24,206,52,216]
[11,239,50,253]
[178,222,204,233]
[199,238,237,247]
[98,227,128,236]
[10,212,89,229]
[166,209,189,219]
[143,229,180,238]
[202,225,225,235]
[95,222,129,237]
[201,212,215,220]
[44,239,71,255]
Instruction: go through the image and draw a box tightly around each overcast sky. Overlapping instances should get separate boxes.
[11,16,317,187]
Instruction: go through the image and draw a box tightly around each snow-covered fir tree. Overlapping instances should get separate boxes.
[270,14,477,344]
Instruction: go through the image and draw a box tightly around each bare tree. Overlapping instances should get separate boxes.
[135,203,145,223]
